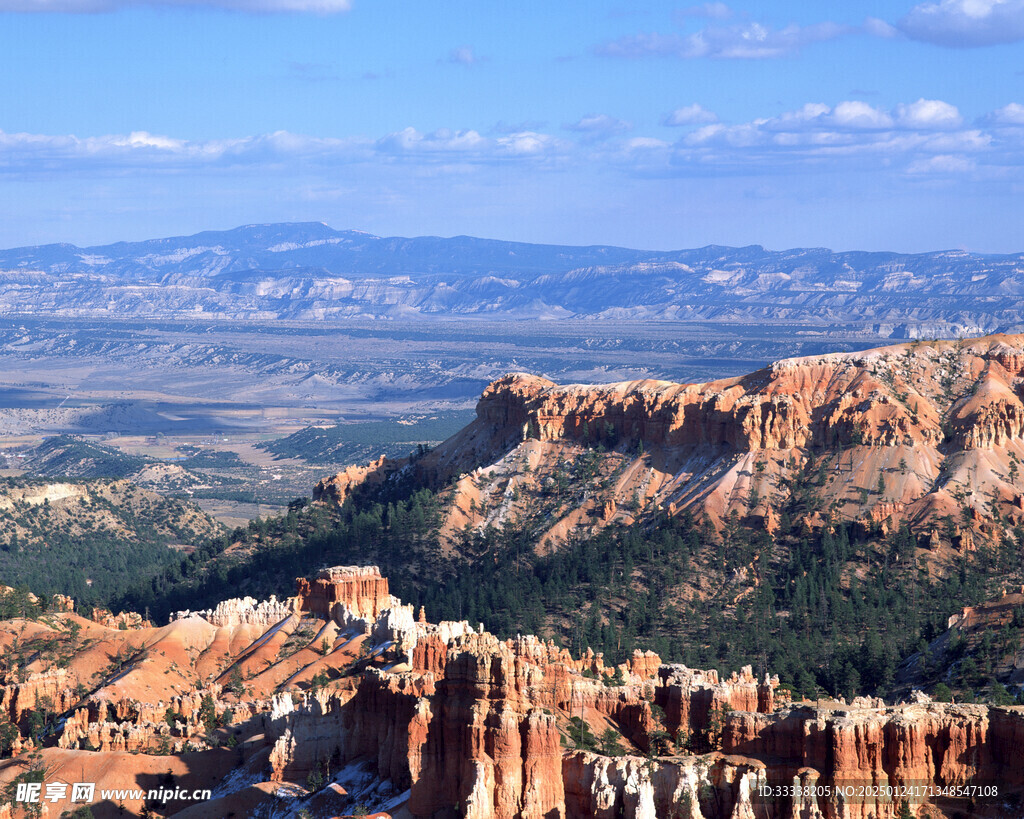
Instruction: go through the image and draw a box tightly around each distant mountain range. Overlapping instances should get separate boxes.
[1,222,1023,335]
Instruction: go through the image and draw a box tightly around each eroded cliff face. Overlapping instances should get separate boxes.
[264,619,788,818]
[312,455,400,508]
[295,564,395,622]
[721,700,1024,819]
[404,637,565,819]
[315,334,1024,555]
[563,752,769,819]
[656,664,779,741]
[258,569,1022,819]
[2,566,1021,818]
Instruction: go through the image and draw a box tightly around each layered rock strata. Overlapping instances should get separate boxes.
[722,700,1024,819]
[295,565,395,622]
[262,569,1024,818]
[4,566,1023,818]
[315,335,1024,547]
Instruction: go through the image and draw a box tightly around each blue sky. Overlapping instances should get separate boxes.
[1,0,1023,252]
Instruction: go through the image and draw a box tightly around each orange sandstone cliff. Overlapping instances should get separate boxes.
[0,567,1021,816]
[316,334,1024,557]
[4,566,1012,818]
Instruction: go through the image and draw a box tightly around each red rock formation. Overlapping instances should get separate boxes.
[270,578,1024,818]
[628,649,661,681]
[562,751,769,819]
[90,608,151,629]
[721,700,1024,818]
[948,361,1024,449]
[56,685,233,753]
[4,566,1023,819]
[655,664,782,742]
[313,455,398,507]
[411,633,447,676]
[0,668,78,729]
[313,335,1024,550]
[295,565,393,621]
[50,594,75,612]
[264,621,795,817]
[405,633,565,819]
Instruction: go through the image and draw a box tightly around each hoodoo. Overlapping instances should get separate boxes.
[2,565,1020,817]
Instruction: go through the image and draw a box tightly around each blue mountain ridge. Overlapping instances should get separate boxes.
[0,223,1021,329]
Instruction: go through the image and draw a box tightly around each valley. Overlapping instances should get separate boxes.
[5,222,1018,531]
[0,314,879,525]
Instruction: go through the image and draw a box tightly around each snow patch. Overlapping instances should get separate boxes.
[267,238,349,252]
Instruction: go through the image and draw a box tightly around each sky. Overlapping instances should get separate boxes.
[0,0,1023,252]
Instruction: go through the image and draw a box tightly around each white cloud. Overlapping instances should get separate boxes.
[376,127,488,155]
[564,114,632,136]
[830,101,895,129]
[597,20,849,59]
[670,100,992,180]
[0,0,351,10]
[763,102,830,130]
[0,128,355,170]
[663,104,718,126]
[496,132,563,156]
[447,46,484,67]
[676,2,732,19]
[376,127,568,160]
[863,16,901,37]
[0,125,572,172]
[898,0,1024,46]
[0,102,1017,186]
[749,101,894,132]
[986,102,1024,125]
[682,124,725,147]
[907,154,977,173]
[894,98,963,129]
[113,131,186,150]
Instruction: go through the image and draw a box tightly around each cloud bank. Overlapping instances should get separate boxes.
[1,98,1021,184]
[598,20,848,59]
[0,126,571,172]
[663,104,719,126]
[898,0,1024,46]
[599,1,1024,58]
[673,99,991,172]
